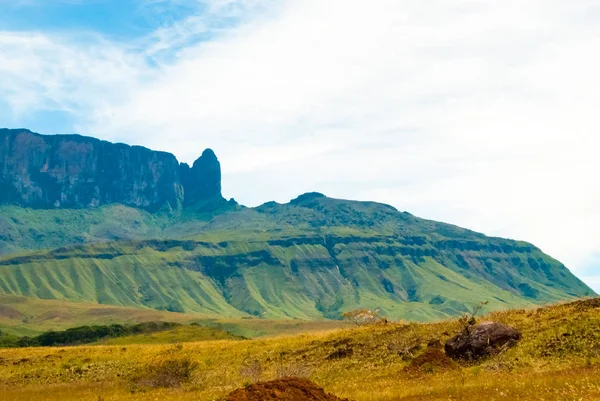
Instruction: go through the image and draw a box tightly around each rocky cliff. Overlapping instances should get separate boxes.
[180,149,222,207]
[0,129,223,211]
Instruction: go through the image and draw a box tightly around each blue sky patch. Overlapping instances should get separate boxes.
[0,0,198,40]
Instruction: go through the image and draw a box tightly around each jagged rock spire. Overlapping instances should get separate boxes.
[180,148,223,206]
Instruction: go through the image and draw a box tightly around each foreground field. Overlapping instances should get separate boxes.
[1,299,600,401]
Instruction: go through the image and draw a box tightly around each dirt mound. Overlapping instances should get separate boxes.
[226,378,350,401]
[405,349,456,374]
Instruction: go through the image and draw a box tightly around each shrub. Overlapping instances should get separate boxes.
[133,357,199,388]
[239,358,263,383]
[276,361,312,379]
[457,301,489,334]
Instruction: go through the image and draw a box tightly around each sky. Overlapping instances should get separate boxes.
[0,0,598,292]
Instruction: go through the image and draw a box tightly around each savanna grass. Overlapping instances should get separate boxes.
[1,299,599,401]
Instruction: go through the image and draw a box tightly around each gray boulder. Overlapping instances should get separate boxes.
[445,321,521,359]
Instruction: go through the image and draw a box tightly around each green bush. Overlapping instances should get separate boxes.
[3,322,182,348]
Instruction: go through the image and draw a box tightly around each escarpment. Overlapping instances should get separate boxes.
[0,129,223,211]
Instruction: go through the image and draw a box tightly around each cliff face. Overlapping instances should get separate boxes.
[0,129,222,211]
[180,149,222,207]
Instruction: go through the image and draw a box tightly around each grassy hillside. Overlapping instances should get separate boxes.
[0,299,599,401]
[0,295,208,336]
[0,193,594,321]
[98,325,241,345]
[0,295,346,338]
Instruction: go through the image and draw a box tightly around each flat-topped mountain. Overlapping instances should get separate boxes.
[0,129,223,211]
[0,129,594,321]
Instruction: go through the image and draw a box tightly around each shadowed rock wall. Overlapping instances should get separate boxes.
[0,129,222,211]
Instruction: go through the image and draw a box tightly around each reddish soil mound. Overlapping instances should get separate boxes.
[226,378,350,401]
[405,349,456,374]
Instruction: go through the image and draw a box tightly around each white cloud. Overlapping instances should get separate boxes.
[0,31,145,122]
[0,0,599,292]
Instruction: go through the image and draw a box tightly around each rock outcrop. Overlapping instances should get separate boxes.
[445,321,522,359]
[0,129,223,211]
[180,148,222,207]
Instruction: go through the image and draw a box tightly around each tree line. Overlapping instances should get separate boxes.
[0,321,181,348]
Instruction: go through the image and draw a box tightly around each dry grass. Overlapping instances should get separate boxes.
[1,299,599,401]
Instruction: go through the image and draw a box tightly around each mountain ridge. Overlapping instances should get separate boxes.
[0,128,224,211]
[0,195,594,321]
[0,129,595,321]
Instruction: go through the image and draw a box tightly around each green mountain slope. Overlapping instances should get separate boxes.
[0,193,593,321]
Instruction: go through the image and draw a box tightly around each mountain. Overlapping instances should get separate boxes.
[0,129,223,211]
[0,129,595,321]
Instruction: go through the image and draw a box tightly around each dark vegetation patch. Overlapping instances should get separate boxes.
[429,296,446,305]
[381,278,395,294]
[136,239,219,252]
[267,236,326,247]
[0,239,225,266]
[1,321,181,348]
[171,250,283,283]
[327,345,354,360]
[518,283,540,298]
[433,239,534,253]
[0,247,126,266]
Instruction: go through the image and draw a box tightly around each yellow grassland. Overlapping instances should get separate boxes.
[1,299,600,401]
